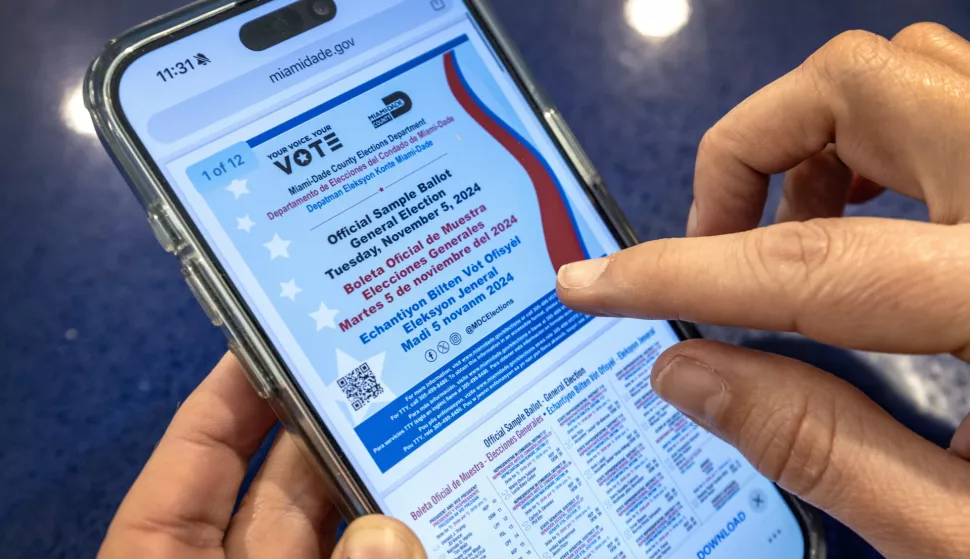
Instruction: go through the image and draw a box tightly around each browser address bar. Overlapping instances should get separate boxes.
[148,0,455,144]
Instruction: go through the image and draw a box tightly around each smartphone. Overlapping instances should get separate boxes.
[87,1,822,557]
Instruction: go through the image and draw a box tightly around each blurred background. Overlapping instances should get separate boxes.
[2,0,969,556]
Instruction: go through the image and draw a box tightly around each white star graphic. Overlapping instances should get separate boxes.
[263,233,291,260]
[326,349,394,424]
[295,151,310,165]
[226,178,249,199]
[309,301,339,330]
[279,279,302,301]
[236,215,255,233]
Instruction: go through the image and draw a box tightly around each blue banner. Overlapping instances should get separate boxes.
[355,290,593,472]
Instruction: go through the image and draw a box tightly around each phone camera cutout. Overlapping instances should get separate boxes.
[239,0,337,52]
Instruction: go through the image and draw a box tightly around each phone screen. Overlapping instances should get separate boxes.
[113,1,807,557]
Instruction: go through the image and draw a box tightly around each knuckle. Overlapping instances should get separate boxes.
[739,390,839,500]
[175,425,233,458]
[697,127,723,161]
[117,511,224,551]
[643,240,672,285]
[892,22,950,49]
[698,124,742,164]
[696,125,761,193]
[742,220,836,289]
[814,30,896,84]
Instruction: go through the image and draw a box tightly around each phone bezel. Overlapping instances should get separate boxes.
[85,0,824,555]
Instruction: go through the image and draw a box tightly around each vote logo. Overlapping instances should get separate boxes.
[270,124,343,175]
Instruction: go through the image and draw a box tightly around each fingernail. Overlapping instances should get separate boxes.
[557,257,608,290]
[338,526,411,559]
[686,201,699,237]
[653,357,727,424]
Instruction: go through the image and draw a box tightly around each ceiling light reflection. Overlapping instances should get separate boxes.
[62,84,96,137]
[625,0,692,40]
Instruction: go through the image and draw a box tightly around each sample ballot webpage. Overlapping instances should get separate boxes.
[123,3,805,558]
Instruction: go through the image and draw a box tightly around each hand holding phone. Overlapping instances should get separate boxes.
[97,353,428,559]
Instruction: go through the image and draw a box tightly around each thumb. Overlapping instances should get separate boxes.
[652,340,970,559]
[332,515,427,559]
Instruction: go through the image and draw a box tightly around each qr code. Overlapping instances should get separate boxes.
[336,363,384,411]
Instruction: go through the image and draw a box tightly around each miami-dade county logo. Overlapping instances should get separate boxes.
[368,91,412,128]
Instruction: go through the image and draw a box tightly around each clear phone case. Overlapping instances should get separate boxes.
[85,1,824,555]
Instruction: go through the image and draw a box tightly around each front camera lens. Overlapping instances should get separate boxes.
[309,0,335,18]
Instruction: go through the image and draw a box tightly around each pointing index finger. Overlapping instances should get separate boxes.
[557,218,970,356]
